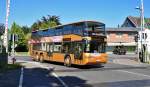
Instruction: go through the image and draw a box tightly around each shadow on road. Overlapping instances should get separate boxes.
[88,79,150,87]
[26,67,150,87]
[44,61,104,69]
[23,67,91,87]
[0,69,21,87]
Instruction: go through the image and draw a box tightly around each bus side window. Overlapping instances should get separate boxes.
[46,44,49,52]
[53,43,62,53]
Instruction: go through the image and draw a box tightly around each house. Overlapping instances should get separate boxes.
[106,27,139,52]
[106,16,150,52]
[121,16,150,29]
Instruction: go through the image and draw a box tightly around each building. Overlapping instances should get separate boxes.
[106,16,150,52]
[106,27,139,52]
[122,16,150,29]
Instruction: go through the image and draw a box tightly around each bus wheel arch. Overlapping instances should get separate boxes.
[64,55,72,67]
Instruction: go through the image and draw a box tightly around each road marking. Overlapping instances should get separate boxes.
[30,62,68,87]
[19,67,24,87]
[118,70,150,78]
[51,72,68,87]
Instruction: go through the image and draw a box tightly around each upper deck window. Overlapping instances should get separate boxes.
[31,21,105,38]
[84,22,105,36]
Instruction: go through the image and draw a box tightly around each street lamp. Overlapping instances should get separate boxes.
[136,0,145,62]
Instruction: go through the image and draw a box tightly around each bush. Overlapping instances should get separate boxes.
[15,44,28,52]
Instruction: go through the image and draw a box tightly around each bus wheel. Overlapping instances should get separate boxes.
[64,56,71,67]
[36,55,39,62]
[40,55,44,63]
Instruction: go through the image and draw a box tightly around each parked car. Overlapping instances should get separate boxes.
[113,45,126,55]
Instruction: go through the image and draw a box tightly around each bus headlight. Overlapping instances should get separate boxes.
[84,53,90,58]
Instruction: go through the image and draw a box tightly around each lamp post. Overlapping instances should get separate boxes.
[136,0,145,62]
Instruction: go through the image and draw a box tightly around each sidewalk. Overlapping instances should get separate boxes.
[112,58,150,67]
[107,52,136,55]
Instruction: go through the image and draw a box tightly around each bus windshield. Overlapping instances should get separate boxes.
[84,40,106,53]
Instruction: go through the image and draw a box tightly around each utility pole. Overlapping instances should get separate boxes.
[136,0,145,62]
[3,0,10,53]
[140,0,146,62]
[12,34,15,58]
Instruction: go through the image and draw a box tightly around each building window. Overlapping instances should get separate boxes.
[116,33,122,38]
[128,33,135,38]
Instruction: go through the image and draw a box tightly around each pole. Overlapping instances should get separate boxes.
[138,0,145,62]
[141,0,146,62]
[12,34,15,57]
[11,33,16,64]
[3,0,10,53]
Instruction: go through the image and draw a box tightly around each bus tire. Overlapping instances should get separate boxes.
[64,56,71,67]
[36,55,39,62]
[40,55,44,63]
[32,57,36,61]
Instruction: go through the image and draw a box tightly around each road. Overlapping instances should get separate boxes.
[10,54,150,87]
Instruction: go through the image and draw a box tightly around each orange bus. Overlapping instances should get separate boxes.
[29,21,107,66]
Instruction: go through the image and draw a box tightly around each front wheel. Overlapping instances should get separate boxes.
[64,56,71,67]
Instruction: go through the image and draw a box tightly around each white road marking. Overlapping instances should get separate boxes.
[51,72,68,87]
[19,67,24,87]
[118,70,150,78]
[30,62,68,87]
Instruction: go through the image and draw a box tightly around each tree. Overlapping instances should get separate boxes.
[31,15,61,31]
[31,22,39,31]
[21,26,31,35]
[41,16,48,24]
[48,15,61,25]
[10,22,27,52]
[0,23,5,36]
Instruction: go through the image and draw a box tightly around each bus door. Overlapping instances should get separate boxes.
[62,42,72,55]
[73,41,83,64]
[47,43,53,60]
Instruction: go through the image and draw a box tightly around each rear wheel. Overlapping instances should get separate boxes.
[64,56,71,67]
[36,55,39,62]
[40,55,44,63]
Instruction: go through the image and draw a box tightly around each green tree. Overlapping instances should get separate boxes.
[0,23,5,36]
[10,22,28,52]
[21,26,31,35]
[31,22,39,31]
[48,15,61,25]
[31,15,61,31]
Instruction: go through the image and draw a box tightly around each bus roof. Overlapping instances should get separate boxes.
[32,20,105,32]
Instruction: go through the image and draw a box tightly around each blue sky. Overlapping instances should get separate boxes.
[0,0,150,28]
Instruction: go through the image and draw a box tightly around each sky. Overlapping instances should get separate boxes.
[0,0,150,28]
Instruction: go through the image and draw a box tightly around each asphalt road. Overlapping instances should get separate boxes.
[11,54,150,87]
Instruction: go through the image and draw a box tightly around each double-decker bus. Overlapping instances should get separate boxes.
[29,21,107,66]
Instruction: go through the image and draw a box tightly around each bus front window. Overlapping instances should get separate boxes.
[84,41,106,53]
